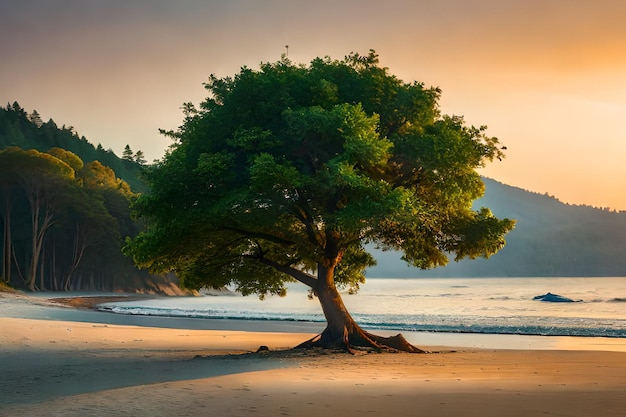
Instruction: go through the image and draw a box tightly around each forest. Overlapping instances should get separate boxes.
[0,102,183,293]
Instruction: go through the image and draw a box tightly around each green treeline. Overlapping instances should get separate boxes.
[0,102,179,292]
[0,102,148,193]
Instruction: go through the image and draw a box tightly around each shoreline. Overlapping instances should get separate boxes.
[2,292,626,416]
[6,291,626,352]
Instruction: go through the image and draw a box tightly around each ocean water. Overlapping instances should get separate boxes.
[98,277,626,339]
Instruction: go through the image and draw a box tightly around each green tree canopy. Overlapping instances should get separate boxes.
[47,147,85,172]
[125,51,515,351]
[0,103,149,194]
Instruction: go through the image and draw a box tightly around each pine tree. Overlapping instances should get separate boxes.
[134,150,146,165]
[29,110,43,128]
[122,144,134,161]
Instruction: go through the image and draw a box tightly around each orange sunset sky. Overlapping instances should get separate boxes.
[2,1,625,210]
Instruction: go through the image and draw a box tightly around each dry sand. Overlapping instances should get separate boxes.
[1,292,626,417]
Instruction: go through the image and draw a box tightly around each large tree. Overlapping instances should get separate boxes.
[125,51,515,352]
[0,148,76,290]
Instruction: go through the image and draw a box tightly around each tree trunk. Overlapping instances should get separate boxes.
[2,196,12,283]
[64,223,87,291]
[26,192,55,291]
[296,263,425,353]
[39,246,46,291]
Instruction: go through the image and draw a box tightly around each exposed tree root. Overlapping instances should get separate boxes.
[368,332,426,353]
[295,326,427,354]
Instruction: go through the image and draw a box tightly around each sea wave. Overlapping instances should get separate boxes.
[97,305,324,323]
[97,304,626,339]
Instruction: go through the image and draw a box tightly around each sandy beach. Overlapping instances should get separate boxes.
[1,292,625,417]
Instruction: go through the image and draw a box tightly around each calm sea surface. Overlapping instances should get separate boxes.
[99,277,626,339]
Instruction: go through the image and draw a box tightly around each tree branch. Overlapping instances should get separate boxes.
[289,193,324,247]
[221,226,296,246]
[263,188,324,249]
[256,256,318,288]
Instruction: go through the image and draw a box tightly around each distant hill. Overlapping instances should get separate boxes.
[367,178,626,277]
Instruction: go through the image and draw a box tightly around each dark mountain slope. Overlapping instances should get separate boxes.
[368,178,626,277]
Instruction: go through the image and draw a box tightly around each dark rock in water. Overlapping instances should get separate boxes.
[533,292,581,303]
